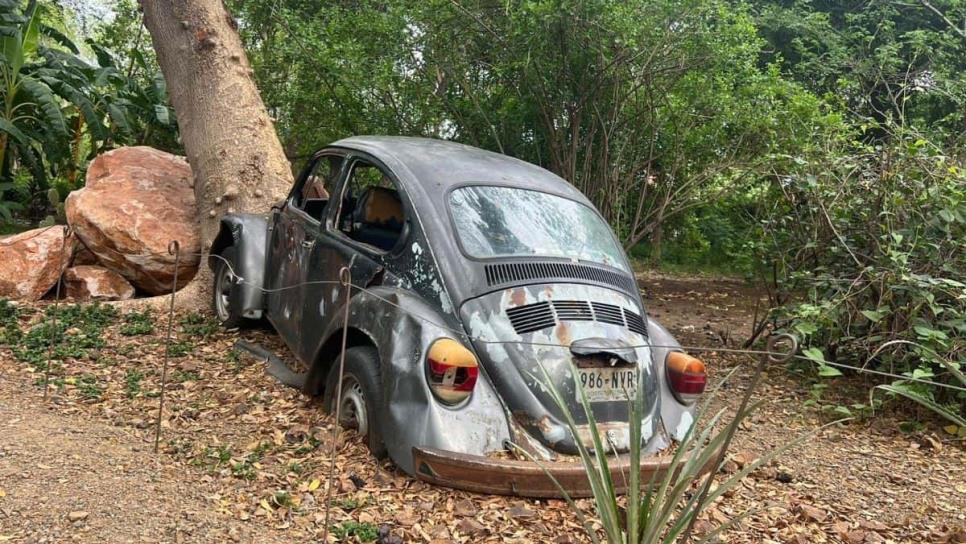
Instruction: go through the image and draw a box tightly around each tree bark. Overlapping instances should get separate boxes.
[137,0,293,310]
[649,222,663,264]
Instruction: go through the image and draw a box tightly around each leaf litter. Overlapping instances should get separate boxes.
[0,278,961,543]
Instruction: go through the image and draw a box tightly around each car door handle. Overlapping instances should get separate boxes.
[300,239,315,249]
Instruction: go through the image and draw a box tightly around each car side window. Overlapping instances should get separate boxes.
[335,160,406,252]
[294,155,343,222]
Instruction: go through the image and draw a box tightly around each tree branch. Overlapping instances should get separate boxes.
[917,0,966,42]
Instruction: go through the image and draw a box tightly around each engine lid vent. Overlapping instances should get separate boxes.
[506,300,649,337]
[484,262,638,294]
[591,302,626,327]
[505,301,556,334]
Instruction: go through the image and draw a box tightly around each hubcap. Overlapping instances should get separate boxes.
[215,263,232,321]
[338,375,368,437]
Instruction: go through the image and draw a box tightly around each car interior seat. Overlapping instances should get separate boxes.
[301,176,329,221]
[351,186,404,251]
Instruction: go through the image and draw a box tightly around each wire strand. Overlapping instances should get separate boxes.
[37,249,965,392]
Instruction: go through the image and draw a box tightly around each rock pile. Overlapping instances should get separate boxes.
[0,146,200,301]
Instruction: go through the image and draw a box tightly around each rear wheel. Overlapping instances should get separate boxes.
[324,346,387,459]
[212,246,244,328]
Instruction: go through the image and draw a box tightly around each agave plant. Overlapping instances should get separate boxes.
[528,352,827,544]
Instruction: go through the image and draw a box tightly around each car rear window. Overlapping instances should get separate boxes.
[449,186,629,273]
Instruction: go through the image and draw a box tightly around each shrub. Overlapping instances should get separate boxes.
[764,127,965,414]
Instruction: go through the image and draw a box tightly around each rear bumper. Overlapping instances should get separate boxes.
[412,446,699,498]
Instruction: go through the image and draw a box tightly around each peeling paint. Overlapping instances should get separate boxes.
[461,282,662,455]
[674,411,694,441]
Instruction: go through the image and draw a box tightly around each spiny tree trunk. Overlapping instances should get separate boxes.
[137,0,292,309]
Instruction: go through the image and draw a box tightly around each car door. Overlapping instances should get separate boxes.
[304,154,410,350]
[266,153,345,352]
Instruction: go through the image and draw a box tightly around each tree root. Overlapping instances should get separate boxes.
[109,268,212,314]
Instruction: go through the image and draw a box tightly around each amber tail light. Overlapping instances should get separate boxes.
[666,351,706,404]
[427,338,479,405]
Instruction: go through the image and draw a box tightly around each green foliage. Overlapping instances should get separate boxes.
[334,496,366,511]
[119,310,153,336]
[166,339,193,358]
[14,302,117,368]
[763,126,965,411]
[873,342,966,427]
[753,0,966,143]
[124,368,143,398]
[193,444,234,473]
[171,369,199,382]
[180,312,219,339]
[330,521,379,542]
[230,0,830,249]
[230,441,272,481]
[0,0,177,225]
[0,298,21,344]
[75,372,102,400]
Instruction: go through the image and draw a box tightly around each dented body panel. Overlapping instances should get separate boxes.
[208,213,269,319]
[210,136,699,495]
[461,283,660,455]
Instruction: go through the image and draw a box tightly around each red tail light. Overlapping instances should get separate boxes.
[426,338,479,405]
[666,351,706,404]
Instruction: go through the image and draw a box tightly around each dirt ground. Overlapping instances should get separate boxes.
[0,272,963,543]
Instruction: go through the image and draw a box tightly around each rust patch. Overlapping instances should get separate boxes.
[508,288,527,307]
[554,322,571,346]
[513,411,564,447]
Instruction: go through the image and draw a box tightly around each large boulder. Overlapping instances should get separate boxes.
[71,243,99,266]
[65,146,200,295]
[0,226,73,300]
[64,265,136,301]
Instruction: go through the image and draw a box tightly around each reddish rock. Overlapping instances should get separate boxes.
[0,226,73,300]
[71,243,99,266]
[64,265,135,301]
[65,146,200,295]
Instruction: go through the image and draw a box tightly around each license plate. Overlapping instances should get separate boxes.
[576,367,638,402]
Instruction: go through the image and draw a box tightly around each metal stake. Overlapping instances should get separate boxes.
[154,240,181,453]
[321,266,352,542]
[43,226,71,400]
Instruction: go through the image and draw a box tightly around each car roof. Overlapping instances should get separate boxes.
[328,135,589,204]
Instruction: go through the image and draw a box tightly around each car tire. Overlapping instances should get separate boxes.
[324,345,388,459]
[212,246,244,328]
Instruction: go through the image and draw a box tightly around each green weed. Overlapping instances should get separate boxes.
[14,303,116,368]
[331,521,379,542]
[120,310,154,336]
[76,374,103,400]
[172,369,200,382]
[180,312,219,338]
[124,369,144,398]
[167,340,193,357]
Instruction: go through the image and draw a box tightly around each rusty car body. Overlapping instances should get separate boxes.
[209,136,706,497]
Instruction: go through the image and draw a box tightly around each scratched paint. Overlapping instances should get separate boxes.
[461,282,663,455]
[212,137,698,493]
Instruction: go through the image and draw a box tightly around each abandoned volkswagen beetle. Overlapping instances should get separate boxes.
[209,136,707,497]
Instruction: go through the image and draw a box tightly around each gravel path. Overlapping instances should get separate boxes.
[0,385,289,543]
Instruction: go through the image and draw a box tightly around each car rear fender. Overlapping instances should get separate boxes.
[208,213,268,319]
[646,317,698,443]
[305,286,511,476]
